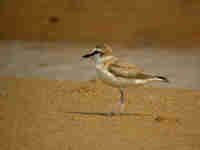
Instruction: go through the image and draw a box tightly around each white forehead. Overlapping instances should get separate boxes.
[91,48,102,52]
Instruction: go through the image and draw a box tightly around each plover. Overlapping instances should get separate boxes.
[82,44,169,115]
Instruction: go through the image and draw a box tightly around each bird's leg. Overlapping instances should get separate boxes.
[110,88,125,115]
[119,88,125,113]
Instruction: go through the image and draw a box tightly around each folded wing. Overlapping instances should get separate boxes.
[108,59,154,79]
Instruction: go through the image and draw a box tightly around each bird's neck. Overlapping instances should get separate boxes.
[94,53,102,64]
[94,54,114,65]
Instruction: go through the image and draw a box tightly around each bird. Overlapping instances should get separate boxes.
[82,44,169,115]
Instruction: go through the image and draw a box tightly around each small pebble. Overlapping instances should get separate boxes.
[0,90,8,97]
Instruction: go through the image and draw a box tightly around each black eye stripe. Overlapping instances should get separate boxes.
[93,51,100,55]
[89,50,103,56]
[82,50,102,58]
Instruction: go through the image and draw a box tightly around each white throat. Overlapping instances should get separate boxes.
[94,53,102,64]
[93,54,114,65]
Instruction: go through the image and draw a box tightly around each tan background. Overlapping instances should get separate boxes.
[1,0,200,47]
[0,1,200,149]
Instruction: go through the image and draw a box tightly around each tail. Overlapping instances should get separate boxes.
[153,76,170,83]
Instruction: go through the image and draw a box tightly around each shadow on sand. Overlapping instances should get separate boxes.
[65,111,153,117]
[64,112,180,123]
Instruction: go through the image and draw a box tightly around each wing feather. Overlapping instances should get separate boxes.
[108,59,153,79]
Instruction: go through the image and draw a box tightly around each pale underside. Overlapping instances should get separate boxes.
[96,56,158,88]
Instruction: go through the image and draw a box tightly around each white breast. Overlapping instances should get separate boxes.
[94,56,142,87]
[95,64,118,84]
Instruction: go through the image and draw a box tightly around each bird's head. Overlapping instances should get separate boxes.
[82,44,112,60]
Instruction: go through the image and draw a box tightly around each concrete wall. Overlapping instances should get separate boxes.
[1,0,200,47]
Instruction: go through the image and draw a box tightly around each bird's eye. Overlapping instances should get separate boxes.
[94,50,104,56]
[93,50,99,54]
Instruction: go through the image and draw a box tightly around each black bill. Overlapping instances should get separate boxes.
[82,53,94,58]
[82,51,100,58]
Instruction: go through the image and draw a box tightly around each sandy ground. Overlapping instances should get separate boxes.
[0,77,200,150]
[0,41,200,149]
